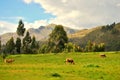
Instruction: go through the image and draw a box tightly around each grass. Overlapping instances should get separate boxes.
[0,52,120,80]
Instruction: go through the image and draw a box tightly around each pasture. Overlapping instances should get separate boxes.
[0,52,120,80]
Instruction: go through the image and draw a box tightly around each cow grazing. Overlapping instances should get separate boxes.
[65,58,75,64]
[100,54,106,58]
[4,59,15,63]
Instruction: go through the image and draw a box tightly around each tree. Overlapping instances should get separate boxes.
[15,37,21,53]
[17,20,26,36]
[31,36,37,48]
[92,43,99,52]
[16,20,26,54]
[5,37,15,54]
[64,42,74,52]
[47,25,68,53]
[22,31,32,53]
[85,41,93,52]
[64,42,82,52]
[38,44,47,54]
[98,43,105,52]
[31,36,39,53]
[0,37,1,51]
[85,41,105,52]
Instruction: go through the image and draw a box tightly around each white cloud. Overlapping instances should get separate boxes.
[1,0,120,35]
[30,0,120,29]
[23,0,33,4]
[116,3,120,7]
[24,19,49,29]
[0,21,17,35]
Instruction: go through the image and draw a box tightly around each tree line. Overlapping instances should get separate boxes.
[0,20,105,55]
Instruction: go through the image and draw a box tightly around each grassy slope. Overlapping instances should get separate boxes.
[70,22,120,51]
[0,52,120,80]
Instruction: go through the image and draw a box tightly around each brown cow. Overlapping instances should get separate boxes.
[100,54,106,58]
[4,59,15,63]
[65,58,75,64]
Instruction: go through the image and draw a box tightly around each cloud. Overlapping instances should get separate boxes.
[0,20,49,35]
[116,3,120,7]
[23,0,33,4]
[30,0,120,29]
[24,19,49,29]
[1,0,120,35]
[0,21,17,35]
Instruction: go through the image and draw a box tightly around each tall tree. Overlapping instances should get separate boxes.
[31,36,37,49]
[47,25,68,53]
[31,36,39,53]
[5,37,15,54]
[0,37,1,51]
[17,20,26,36]
[22,31,32,53]
[15,37,21,53]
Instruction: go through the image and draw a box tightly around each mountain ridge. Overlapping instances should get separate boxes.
[69,22,120,51]
[0,24,78,44]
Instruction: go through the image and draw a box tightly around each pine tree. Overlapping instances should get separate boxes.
[16,37,21,53]
[31,36,37,49]
[31,36,39,53]
[22,31,32,53]
[5,37,15,54]
[47,25,68,53]
[16,20,26,54]
[17,20,26,36]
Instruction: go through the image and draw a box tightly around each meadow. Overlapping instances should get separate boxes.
[0,52,120,80]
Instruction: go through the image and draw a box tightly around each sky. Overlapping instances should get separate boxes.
[0,0,120,35]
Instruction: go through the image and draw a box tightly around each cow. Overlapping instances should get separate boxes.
[100,54,106,58]
[65,58,75,64]
[4,59,15,63]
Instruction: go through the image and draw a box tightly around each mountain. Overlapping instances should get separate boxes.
[1,22,120,51]
[69,22,120,51]
[0,24,78,44]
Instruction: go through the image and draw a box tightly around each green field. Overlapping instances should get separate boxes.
[0,52,120,80]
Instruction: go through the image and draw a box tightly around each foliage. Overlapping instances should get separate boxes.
[22,31,32,53]
[15,37,21,53]
[5,37,15,54]
[85,41,105,52]
[51,73,61,77]
[70,22,120,51]
[47,25,68,53]
[64,42,82,52]
[31,36,39,53]
[0,52,8,59]
[17,20,26,36]
[0,38,1,52]
[38,44,48,54]
[85,41,93,52]
[101,22,115,32]
[111,28,119,34]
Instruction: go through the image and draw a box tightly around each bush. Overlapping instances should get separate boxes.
[51,73,61,77]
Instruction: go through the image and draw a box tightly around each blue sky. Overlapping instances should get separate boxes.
[0,0,120,34]
[0,0,54,23]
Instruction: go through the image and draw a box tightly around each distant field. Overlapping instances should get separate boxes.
[0,52,120,80]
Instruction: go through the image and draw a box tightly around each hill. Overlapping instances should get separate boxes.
[69,22,120,51]
[1,22,120,51]
[0,24,78,44]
